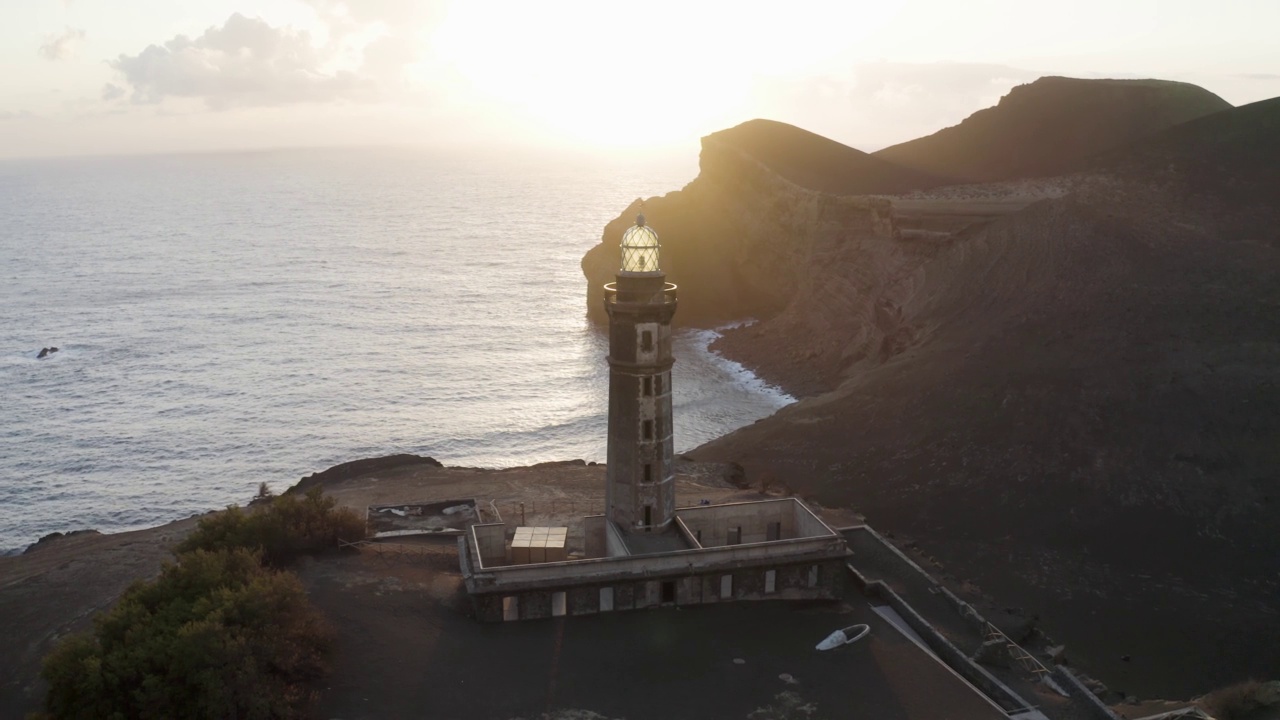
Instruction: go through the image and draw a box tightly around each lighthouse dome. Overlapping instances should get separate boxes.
[620,214,660,274]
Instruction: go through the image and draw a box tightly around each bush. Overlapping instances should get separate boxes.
[42,548,332,720]
[178,487,366,565]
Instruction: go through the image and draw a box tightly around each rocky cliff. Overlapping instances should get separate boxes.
[581,82,1280,697]
[580,120,937,332]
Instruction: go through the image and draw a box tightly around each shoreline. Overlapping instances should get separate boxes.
[2,322,791,555]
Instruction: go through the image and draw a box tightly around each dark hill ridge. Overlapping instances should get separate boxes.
[705,119,947,194]
[1104,96,1280,210]
[874,76,1231,183]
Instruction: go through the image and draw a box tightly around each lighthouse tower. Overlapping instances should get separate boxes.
[603,213,678,545]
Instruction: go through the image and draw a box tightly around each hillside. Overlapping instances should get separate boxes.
[873,77,1231,183]
[581,87,1280,696]
[687,99,1280,696]
[706,119,948,195]
[580,120,939,327]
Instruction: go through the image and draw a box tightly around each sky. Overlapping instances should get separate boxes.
[2,0,1278,159]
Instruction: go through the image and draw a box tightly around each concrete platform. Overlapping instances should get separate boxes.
[305,550,1006,720]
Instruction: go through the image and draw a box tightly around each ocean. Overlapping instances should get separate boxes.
[0,148,792,554]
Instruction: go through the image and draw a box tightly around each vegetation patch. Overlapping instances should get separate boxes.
[178,486,367,566]
[40,548,332,720]
[39,489,366,718]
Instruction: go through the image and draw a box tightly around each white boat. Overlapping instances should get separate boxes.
[815,623,871,650]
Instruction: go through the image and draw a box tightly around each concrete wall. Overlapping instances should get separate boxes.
[793,501,835,538]
[674,516,703,549]
[674,498,838,548]
[604,520,631,558]
[471,558,848,623]
[583,515,606,558]
[472,523,507,567]
[470,529,843,592]
[677,499,799,547]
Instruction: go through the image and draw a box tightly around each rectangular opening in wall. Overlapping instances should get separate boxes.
[600,587,614,612]
[642,420,653,440]
[765,569,777,593]
[727,527,742,545]
[502,596,519,622]
[720,574,733,599]
[662,581,676,604]
[551,591,567,617]
[641,330,653,352]
[643,464,652,483]
[655,374,663,395]
[767,521,782,541]
[643,505,652,530]
[695,529,702,542]
[642,376,653,396]
[808,565,820,588]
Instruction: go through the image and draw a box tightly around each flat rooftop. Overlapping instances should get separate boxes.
[305,549,1008,720]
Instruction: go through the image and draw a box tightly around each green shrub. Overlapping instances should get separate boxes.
[42,548,332,720]
[178,487,366,565]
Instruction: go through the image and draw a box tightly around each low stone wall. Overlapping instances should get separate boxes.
[1053,666,1123,720]
[862,577,1032,715]
[469,557,847,623]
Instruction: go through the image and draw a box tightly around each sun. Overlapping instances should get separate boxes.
[426,3,809,150]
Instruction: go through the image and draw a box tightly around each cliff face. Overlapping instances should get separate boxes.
[874,77,1231,182]
[581,83,1280,697]
[695,101,1280,696]
[581,120,931,331]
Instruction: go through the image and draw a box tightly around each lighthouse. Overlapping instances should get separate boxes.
[460,210,850,621]
[603,213,678,545]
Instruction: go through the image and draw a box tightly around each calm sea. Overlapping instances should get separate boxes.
[0,148,791,553]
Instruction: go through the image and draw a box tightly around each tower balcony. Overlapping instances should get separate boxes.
[603,281,678,310]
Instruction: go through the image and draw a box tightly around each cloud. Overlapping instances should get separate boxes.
[109,14,374,109]
[101,83,126,101]
[39,27,86,61]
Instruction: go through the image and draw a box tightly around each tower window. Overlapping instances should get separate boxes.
[642,420,653,440]
[643,464,652,483]
[655,374,663,395]
[643,505,652,529]
[641,330,653,352]
[642,376,653,396]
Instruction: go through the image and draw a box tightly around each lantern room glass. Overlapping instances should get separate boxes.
[620,222,660,273]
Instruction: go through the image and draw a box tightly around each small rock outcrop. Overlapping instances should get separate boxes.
[287,454,443,494]
[36,347,59,359]
[23,528,101,553]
